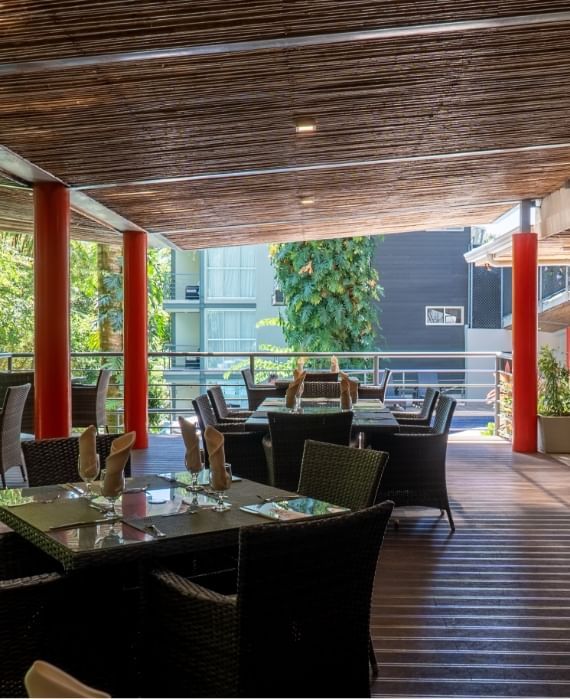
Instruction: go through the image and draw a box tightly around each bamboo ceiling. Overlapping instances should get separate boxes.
[2,1,570,249]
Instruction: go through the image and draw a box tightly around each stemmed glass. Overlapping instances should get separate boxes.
[185,454,205,493]
[209,463,232,512]
[78,454,100,499]
[294,383,304,413]
[101,471,125,518]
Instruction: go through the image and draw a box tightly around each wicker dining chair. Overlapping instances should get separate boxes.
[375,396,457,530]
[298,439,390,676]
[391,387,440,427]
[303,371,339,382]
[240,369,277,410]
[207,385,252,423]
[145,501,394,698]
[263,411,353,491]
[192,394,269,483]
[0,533,65,698]
[0,383,31,488]
[358,369,392,401]
[0,372,35,434]
[21,433,131,487]
[71,369,112,432]
[302,380,341,398]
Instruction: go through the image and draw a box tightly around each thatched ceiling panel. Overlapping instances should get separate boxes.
[1,1,569,62]
[0,186,121,244]
[1,23,570,188]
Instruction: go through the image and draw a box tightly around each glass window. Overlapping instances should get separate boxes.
[205,310,256,369]
[205,246,256,300]
[425,306,464,325]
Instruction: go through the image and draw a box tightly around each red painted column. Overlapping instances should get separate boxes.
[123,231,148,448]
[33,183,71,438]
[512,232,538,452]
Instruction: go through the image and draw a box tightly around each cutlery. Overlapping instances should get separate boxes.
[124,519,167,537]
[145,523,166,538]
[62,483,85,496]
[48,516,120,531]
[256,495,300,504]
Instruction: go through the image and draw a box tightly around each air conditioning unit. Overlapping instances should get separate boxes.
[272,289,284,305]
[185,285,200,300]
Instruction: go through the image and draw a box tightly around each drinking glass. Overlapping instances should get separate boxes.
[101,472,125,518]
[209,463,232,512]
[185,454,205,493]
[294,383,304,413]
[78,454,100,499]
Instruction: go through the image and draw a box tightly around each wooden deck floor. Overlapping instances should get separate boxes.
[132,435,570,697]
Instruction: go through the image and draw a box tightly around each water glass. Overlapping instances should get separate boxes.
[78,454,100,499]
[209,463,232,512]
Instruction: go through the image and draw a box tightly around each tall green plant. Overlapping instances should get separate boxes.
[269,237,381,351]
[538,346,570,416]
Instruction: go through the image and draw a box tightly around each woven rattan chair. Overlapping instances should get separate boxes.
[146,501,394,698]
[375,396,457,530]
[303,371,339,382]
[302,380,341,398]
[391,388,440,427]
[298,439,390,677]
[21,433,131,487]
[240,369,277,410]
[0,533,64,697]
[358,369,392,401]
[207,385,252,423]
[71,369,112,431]
[192,394,269,483]
[0,371,35,434]
[263,411,353,491]
[0,383,30,488]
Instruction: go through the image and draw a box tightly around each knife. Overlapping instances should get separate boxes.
[48,516,120,531]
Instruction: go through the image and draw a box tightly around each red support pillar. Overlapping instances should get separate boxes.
[512,230,538,453]
[123,231,148,448]
[33,183,71,438]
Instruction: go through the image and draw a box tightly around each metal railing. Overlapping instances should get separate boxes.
[163,273,200,301]
[1,350,508,438]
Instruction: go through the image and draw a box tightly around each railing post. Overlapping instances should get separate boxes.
[494,354,501,436]
[373,355,380,385]
[249,354,255,380]
[7,355,12,372]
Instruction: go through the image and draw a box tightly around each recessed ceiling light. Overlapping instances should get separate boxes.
[300,196,315,206]
[295,117,317,134]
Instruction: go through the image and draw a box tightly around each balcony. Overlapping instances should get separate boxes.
[163,273,201,312]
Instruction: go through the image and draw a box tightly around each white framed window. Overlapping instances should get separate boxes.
[205,246,256,301]
[205,309,257,369]
[425,306,464,325]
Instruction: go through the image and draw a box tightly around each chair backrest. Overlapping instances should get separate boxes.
[22,433,131,487]
[267,411,353,491]
[241,368,255,390]
[236,501,394,698]
[432,395,457,434]
[380,368,392,390]
[207,385,229,421]
[419,387,440,422]
[0,372,35,433]
[303,371,339,382]
[191,394,218,434]
[302,381,341,398]
[71,369,112,429]
[0,384,31,479]
[298,439,388,511]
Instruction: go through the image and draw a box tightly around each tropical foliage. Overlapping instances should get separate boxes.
[538,345,570,416]
[269,237,381,352]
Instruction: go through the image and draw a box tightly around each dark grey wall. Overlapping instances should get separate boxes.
[372,229,470,378]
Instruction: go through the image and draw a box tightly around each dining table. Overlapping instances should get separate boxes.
[245,396,400,439]
[0,472,346,572]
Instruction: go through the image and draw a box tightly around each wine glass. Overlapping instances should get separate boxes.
[101,471,125,518]
[78,454,100,499]
[294,383,304,413]
[209,463,232,512]
[185,454,205,493]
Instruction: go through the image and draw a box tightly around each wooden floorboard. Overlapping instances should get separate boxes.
[372,440,570,698]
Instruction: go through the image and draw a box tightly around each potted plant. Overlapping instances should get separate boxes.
[537,345,570,453]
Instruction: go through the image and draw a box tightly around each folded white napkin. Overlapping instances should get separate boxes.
[78,425,98,480]
[25,660,110,698]
[178,416,202,472]
[204,426,230,491]
[102,431,135,498]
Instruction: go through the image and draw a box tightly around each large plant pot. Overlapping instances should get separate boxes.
[537,415,570,453]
